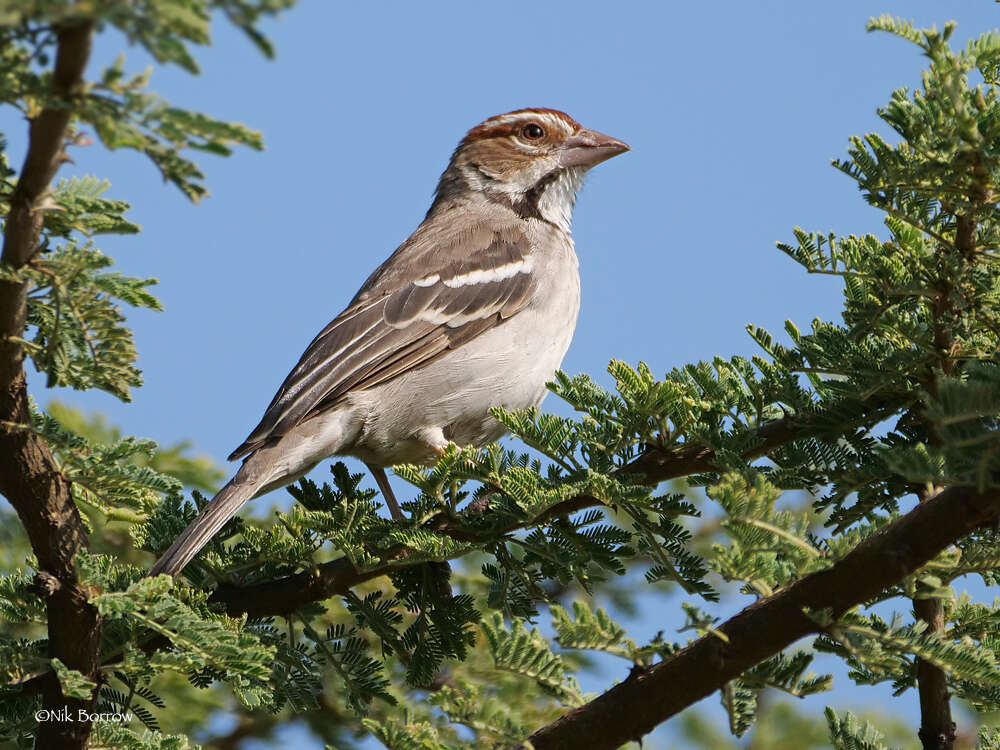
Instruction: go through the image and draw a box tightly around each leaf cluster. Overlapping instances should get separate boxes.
[10,9,1000,750]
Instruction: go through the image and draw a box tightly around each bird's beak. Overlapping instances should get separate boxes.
[558,128,631,169]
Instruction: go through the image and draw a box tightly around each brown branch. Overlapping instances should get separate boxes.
[522,483,1000,750]
[209,471,999,750]
[912,478,955,750]
[209,415,807,617]
[208,407,901,617]
[0,415,816,697]
[914,595,956,750]
[3,407,882,701]
[623,414,802,481]
[0,20,99,750]
[2,403,890,706]
[908,193,979,750]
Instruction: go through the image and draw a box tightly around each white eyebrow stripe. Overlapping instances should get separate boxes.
[484,112,567,130]
[441,259,533,288]
[485,113,531,128]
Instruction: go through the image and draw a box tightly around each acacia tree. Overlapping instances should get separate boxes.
[3,5,1000,750]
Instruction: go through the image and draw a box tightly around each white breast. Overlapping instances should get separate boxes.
[348,226,581,466]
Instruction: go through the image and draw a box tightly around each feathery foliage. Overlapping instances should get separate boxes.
[6,7,1000,750]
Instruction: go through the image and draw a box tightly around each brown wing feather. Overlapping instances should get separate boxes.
[228,223,535,461]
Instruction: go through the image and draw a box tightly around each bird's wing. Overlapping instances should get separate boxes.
[228,221,536,461]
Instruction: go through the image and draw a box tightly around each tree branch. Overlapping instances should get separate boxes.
[914,595,956,750]
[1,383,846,696]
[0,20,100,750]
[208,479,1000,749]
[522,483,1000,750]
[209,403,894,619]
[209,415,806,617]
[908,193,977,750]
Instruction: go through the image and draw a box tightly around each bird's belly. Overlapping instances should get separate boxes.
[347,274,580,466]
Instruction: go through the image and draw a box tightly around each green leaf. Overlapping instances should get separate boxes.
[825,707,894,750]
[50,657,96,700]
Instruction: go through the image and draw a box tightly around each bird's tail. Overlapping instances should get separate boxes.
[149,475,257,577]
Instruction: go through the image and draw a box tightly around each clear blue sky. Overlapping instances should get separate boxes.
[8,2,1000,747]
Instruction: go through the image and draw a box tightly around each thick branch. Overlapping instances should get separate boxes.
[0,20,100,750]
[914,596,956,750]
[522,484,1000,750]
[2,23,93,268]
[912,469,955,749]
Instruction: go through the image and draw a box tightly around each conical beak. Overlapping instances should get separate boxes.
[558,128,631,169]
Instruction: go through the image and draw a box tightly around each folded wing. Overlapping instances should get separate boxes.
[228,224,535,461]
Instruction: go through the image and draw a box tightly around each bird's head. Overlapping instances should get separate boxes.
[432,108,629,230]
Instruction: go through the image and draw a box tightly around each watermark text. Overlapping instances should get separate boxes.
[35,708,133,723]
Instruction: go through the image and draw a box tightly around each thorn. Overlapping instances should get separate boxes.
[33,194,64,213]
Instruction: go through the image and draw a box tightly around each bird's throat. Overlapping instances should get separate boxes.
[534,167,585,232]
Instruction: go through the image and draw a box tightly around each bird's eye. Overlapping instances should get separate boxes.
[521,123,545,140]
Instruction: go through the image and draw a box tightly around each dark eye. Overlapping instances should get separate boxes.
[521,123,545,140]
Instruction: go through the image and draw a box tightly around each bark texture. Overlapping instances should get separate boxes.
[0,21,101,750]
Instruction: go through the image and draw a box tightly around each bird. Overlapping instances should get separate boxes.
[150,108,629,576]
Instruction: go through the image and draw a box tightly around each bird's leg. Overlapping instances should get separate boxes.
[366,463,403,520]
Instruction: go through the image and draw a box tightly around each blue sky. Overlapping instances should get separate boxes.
[7,1,1000,747]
